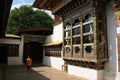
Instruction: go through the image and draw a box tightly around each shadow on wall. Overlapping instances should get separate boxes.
[43,55,52,67]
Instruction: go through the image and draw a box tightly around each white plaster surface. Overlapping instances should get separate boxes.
[45,35,54,43]
[68,65,103,80]
[117,72,120,80]
[53,23,63,42]
[43,56,64,70]
[0,39,21,44]
[8,57,23,65]
[104,2,118,80]
[45,23,63,44]
[43,23,64,70]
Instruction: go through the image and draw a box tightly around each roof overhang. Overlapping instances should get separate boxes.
[0,0,13,38]
[32,0,72,14]
[32,0,108,16]
[113,0,120,11]
[5,34,21,39]
[43,41,62,46]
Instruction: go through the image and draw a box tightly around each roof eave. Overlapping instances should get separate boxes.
[0,0,13,38]
[32,0,72,14]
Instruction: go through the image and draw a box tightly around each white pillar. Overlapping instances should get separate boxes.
[104,2,118,80]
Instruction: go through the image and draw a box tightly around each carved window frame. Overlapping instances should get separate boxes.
[63,11,95,58]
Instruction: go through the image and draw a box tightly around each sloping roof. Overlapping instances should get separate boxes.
[0,0,13,38]
[5,34,21,39]
[43,41,62,46]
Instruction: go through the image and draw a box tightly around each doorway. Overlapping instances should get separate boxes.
[0,45,8,64]
[23,42,43,64]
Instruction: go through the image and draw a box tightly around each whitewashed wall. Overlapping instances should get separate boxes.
[68,65,103,80]
[104,2,118,80]
[43,23,64,70]
[43,55,64,70]
[45,23,63,43]
[45,35,54,43]
[53,23,63,42]
[0,38,23,65]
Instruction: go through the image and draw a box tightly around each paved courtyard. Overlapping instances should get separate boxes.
[0,64,87,80]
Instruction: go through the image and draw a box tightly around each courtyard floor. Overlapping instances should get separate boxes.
[0,64,87,80]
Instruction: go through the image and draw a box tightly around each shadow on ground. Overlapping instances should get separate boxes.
[1,64,50,80]
[0,64,87,80]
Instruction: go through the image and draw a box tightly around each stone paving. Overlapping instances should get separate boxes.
[0,64,87,80]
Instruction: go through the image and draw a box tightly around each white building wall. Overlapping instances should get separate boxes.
[53,23,63,42]
[45,35,54,43]
[43,49,64,70]
[43,23,64,70]
[0,39,20,44]
[45,22,63,44]
[68,65,103,80]
[104,2,118,80]
[0,38,23,65]
[43,56,64,70]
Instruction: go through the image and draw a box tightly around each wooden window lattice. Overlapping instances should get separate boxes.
[8,45,19,57]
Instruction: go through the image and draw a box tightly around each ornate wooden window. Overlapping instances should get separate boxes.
[63,5,108,66]
[45,45,61,57]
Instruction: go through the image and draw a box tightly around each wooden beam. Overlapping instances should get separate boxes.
[0,0,13,37]
[52,0,72,13]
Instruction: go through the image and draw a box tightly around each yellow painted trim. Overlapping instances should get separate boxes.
[43,41,62,46]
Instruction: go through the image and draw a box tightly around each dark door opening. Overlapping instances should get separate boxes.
[0,45,8,64]
[23,42,43,64]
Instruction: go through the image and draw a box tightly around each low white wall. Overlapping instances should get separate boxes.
[68,65,103,80]
[0,38,23,65]
[43,56,64,70]
[0,39,21,44]
[8,57,23,65]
